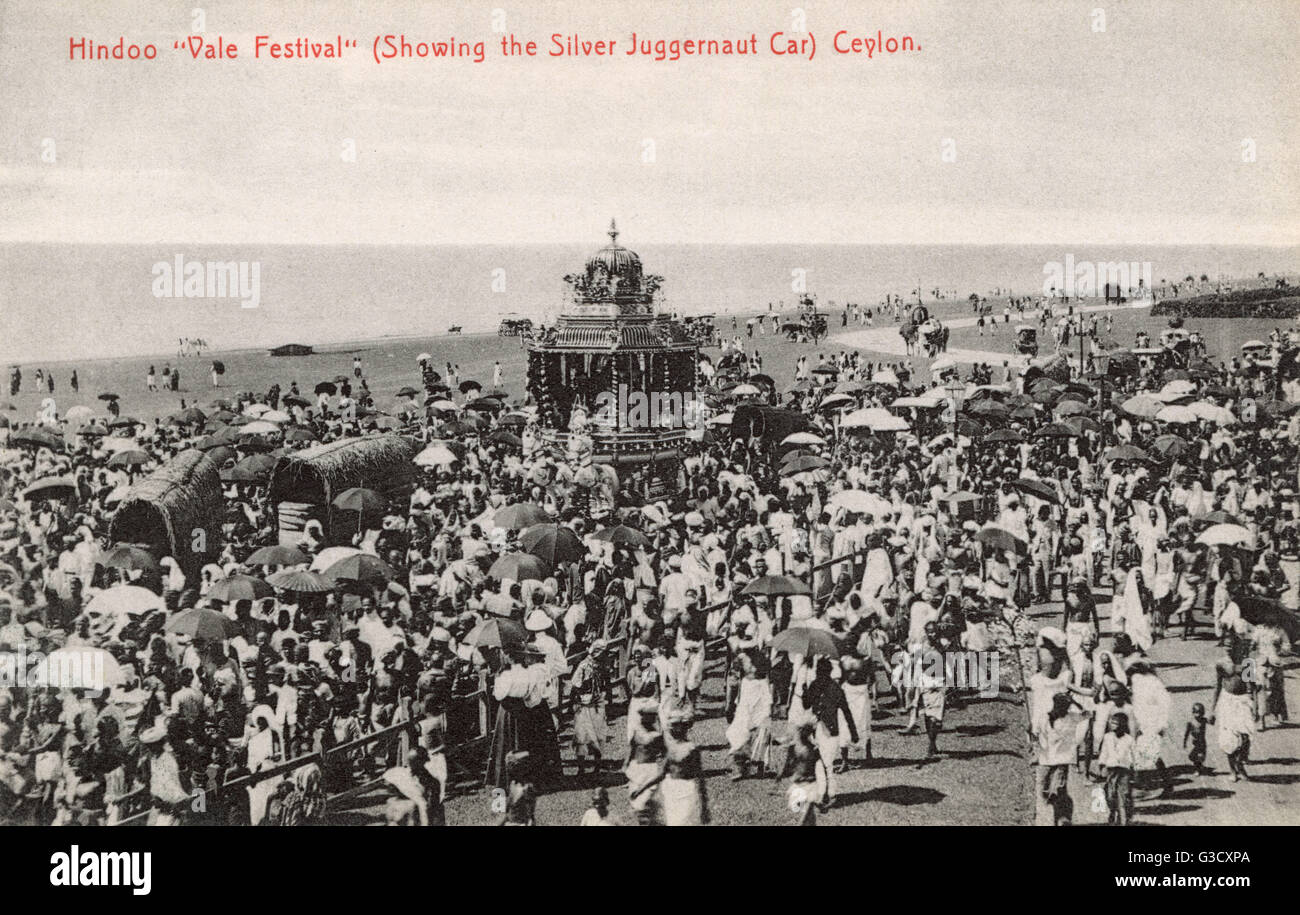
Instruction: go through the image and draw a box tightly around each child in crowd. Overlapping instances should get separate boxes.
[1183,702,1209,775]
[1098,711,1135,826]
[579,787,615,826]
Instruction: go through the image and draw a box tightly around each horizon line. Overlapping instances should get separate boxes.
[3,239,1299,249]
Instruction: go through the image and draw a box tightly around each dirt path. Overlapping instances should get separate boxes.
[341,646,1035,826]
[1026,596,1300,826]
[836,301,1152,370]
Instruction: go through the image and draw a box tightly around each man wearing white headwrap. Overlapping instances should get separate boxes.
[1132,503,1165,584]
[158,556,187,594]
[679,535,712,596]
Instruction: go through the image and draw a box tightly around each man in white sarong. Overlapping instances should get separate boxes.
[724,650,772,779]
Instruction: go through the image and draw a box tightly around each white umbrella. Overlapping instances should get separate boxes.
[1189,401,1235,425]
[416,352,433,363]
[731,383,761,396]
[85,585,166,621]
[1197,523,1254,547]
[930,356,957,373]
[260,409,292,423]
[818,393,855,410]
[43,647,127,688]
[414,445,459,468]
[892,393,945,409]
[65,405,94,422]
[241,420,281,435]
[309,546,363,572]
[1120,395,1162,419]
[842,408,910,432]
[706,412,733,426]
[927,432,973,450]
[427,400,458,411]
[828,489,892,517]
[871,369,900,386]
[99,437,141,454]
[1160,380,1197,397]
[1155,405,1198,424]
[243,403,272,417]
[781,432,825,446]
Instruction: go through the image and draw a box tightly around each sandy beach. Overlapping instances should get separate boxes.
[4,291,1295,430]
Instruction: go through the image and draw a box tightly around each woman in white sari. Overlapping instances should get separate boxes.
[246,708,284,826]
[860,535,894,610]
[1184,479,1211,518]
[1128,663,1173,797]
[1112,566,1154,651]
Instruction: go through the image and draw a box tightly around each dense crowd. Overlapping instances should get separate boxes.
[0,313,1296,826]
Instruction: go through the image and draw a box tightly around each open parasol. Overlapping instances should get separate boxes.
[266,569,334,593]
[165,607,242,641]
[324,553,395,586]
[771,626,840,658]
[975,525,1028,555]
[520,523,585,565]
[247,545,310,567]
[590,524,652,549]
[488,552,550,583]
[742,575,811,597]
[489,503,551,530]
[206,574,275,603]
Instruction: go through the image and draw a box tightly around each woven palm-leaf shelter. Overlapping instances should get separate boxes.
[108,449,223,577]
[268,434,418,545]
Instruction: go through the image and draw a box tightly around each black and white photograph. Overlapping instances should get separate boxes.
[0,0,1297,882]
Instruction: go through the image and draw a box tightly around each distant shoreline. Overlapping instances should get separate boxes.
[4,238,1295,367]
[7,283,1293,371]
[3,328,503,373]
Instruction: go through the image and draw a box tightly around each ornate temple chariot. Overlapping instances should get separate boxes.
[526,220,700,505]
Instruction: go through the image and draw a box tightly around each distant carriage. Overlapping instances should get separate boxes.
[448,325,463,335]
[1159,327,1190,350]
[498,317,534,337]
[779,313,829,343]
[682,314,720,346]
[108,449,224,579]
[1131,347,1165,374]
[268,434,419,546]
[919,319,948,357]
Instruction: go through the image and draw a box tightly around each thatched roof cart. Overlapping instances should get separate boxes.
[108,449,224,577]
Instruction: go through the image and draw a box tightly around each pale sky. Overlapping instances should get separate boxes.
[0,0,1297,245]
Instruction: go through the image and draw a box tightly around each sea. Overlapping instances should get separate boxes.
[3,242,1298,365]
